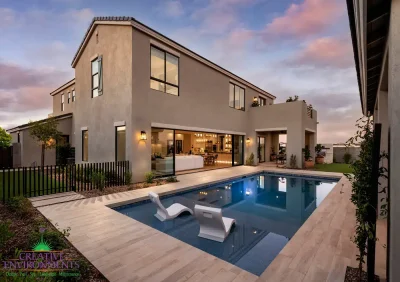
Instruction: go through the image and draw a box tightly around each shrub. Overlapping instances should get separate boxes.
[91,172,106,191]
[302,146,311,161]
[125,171,132,185]
[343,152,352,164]
[144,172,155,183]
[289,154,297,168]
[315,144,324,157]
[0,221,14,249]
[28,228,67,251]
[76,166,93,183]
[6,196,33,218]
[245,153,255,166]
[166,176,178,183]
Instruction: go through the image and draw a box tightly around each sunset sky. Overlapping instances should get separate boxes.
[0,0,361,143]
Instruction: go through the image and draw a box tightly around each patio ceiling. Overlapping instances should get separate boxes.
[347,0,391,115]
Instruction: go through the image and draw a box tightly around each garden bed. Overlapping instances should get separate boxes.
[77,177,178,198]
[0,197,107,281]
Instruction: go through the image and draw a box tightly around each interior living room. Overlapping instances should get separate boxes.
[151,128,244,176]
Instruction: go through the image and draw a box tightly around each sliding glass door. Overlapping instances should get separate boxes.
[151,128,175,177]
[232,135,244,166]
[258,136,265,163]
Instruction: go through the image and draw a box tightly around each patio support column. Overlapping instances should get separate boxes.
[286,126,305,168]
[389,0,400,280]
[265,133,272,162]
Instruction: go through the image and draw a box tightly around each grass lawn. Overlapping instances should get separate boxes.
[313,163,353,174]
[0,170,66,201]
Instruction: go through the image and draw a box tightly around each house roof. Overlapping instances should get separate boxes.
[7,113,73,133]
[71,16,276,100]
[346,0,390,115]
[49,78,75,96]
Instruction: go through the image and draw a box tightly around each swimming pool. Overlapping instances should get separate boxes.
[113,172,338,276]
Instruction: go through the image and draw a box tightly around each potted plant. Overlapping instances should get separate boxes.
[315,144,324,164]
[302,146,314,168]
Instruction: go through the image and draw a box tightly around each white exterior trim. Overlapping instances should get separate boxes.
[255,127,287,132]
[151,122,246,136]
[81,126,88,131]
[305,128,316,133]
[114,121,126,127]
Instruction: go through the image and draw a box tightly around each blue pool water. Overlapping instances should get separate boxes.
[114,173,338,276]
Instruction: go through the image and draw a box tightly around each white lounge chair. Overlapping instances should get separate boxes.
[194,205,236,242]
[148,192,193,221]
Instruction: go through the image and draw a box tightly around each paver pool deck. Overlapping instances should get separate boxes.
[35,166,385,282]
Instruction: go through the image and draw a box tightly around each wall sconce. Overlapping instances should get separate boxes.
[253,97,258,102]
[246,137,251,144]
[140,131,147,141]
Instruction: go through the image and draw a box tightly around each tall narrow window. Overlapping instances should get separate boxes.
[72,90,76,102]
[61,94,64,111]
[115,126,126,162]
[92,56,103,98]
[82,130,88,161]
[68,92,71,104]
[258,96,267,106]
[229,83,245,111]
[150,46,179,95]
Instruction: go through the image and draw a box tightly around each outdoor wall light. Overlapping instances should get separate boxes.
[140,131,147,141]
[246,137,251,144]
[253,96,258,102]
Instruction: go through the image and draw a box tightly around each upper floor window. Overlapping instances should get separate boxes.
[61,94,65,111]
[258,96,267,106]
[229,83,245,111]
[92,56,103,98]
[72,90,76,102]
[150,46,179,96]
[68,92,71,104]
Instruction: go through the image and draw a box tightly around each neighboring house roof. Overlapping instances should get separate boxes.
[346,0,390,115]
[71,16,276,100]
[7,113,73,133]
[50,78,75,96]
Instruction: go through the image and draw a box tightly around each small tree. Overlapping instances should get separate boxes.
[286,95,299,102]
[29,117,61,167]
[0,127,12,148]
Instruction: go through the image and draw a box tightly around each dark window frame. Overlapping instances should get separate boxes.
[150,45,180,96]
[61,94,65,111]
[115,126,126,162]
[72,90,76,102]
[82,130,88,162]
[229,83,245,111]
[91,58,99,98]
[258,96,267,106]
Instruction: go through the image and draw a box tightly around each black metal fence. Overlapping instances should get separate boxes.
[0,161,129,203]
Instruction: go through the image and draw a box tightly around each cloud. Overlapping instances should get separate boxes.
[264,0,344,39]
[63,8,94,24]
[191,0,255,34]
[0,8,15,28]
[286,36,354,68]
[163,1,184,18]
[0,61,69,90]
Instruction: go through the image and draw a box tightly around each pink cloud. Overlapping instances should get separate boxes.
[0,8,15,28]
[265,0,344,38]
[287,36,354,68]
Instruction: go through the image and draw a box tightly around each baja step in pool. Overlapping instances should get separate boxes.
[113,173,338,276]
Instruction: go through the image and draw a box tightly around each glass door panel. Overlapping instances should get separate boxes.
[233,135,244,166]
[258,136,265,163]
[151,128,175,176]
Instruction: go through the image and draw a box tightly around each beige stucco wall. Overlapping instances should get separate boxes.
[73,24,133,165]
[52,82,76,116]
[11,118,72,167]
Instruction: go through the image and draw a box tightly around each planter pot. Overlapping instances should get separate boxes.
[315,156,324,164]
[304,160,314,168]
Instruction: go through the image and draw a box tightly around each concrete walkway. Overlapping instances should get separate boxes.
[35,166,385,282]
[29,191,86,208]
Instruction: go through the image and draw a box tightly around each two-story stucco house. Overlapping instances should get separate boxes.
[8,17,318,182]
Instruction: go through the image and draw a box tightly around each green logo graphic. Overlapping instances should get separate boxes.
[32,227,52,251]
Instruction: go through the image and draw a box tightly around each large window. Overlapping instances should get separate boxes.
[72,90,76,102]
[61,94,64,111]
[151,128,174,177]
[68,92,71,104]
[150,46,179,96]
[92,56,103,98]
[233,135,244,165]
[229,83,245,111]
[82,130,88,162]
[115,126,126,162]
